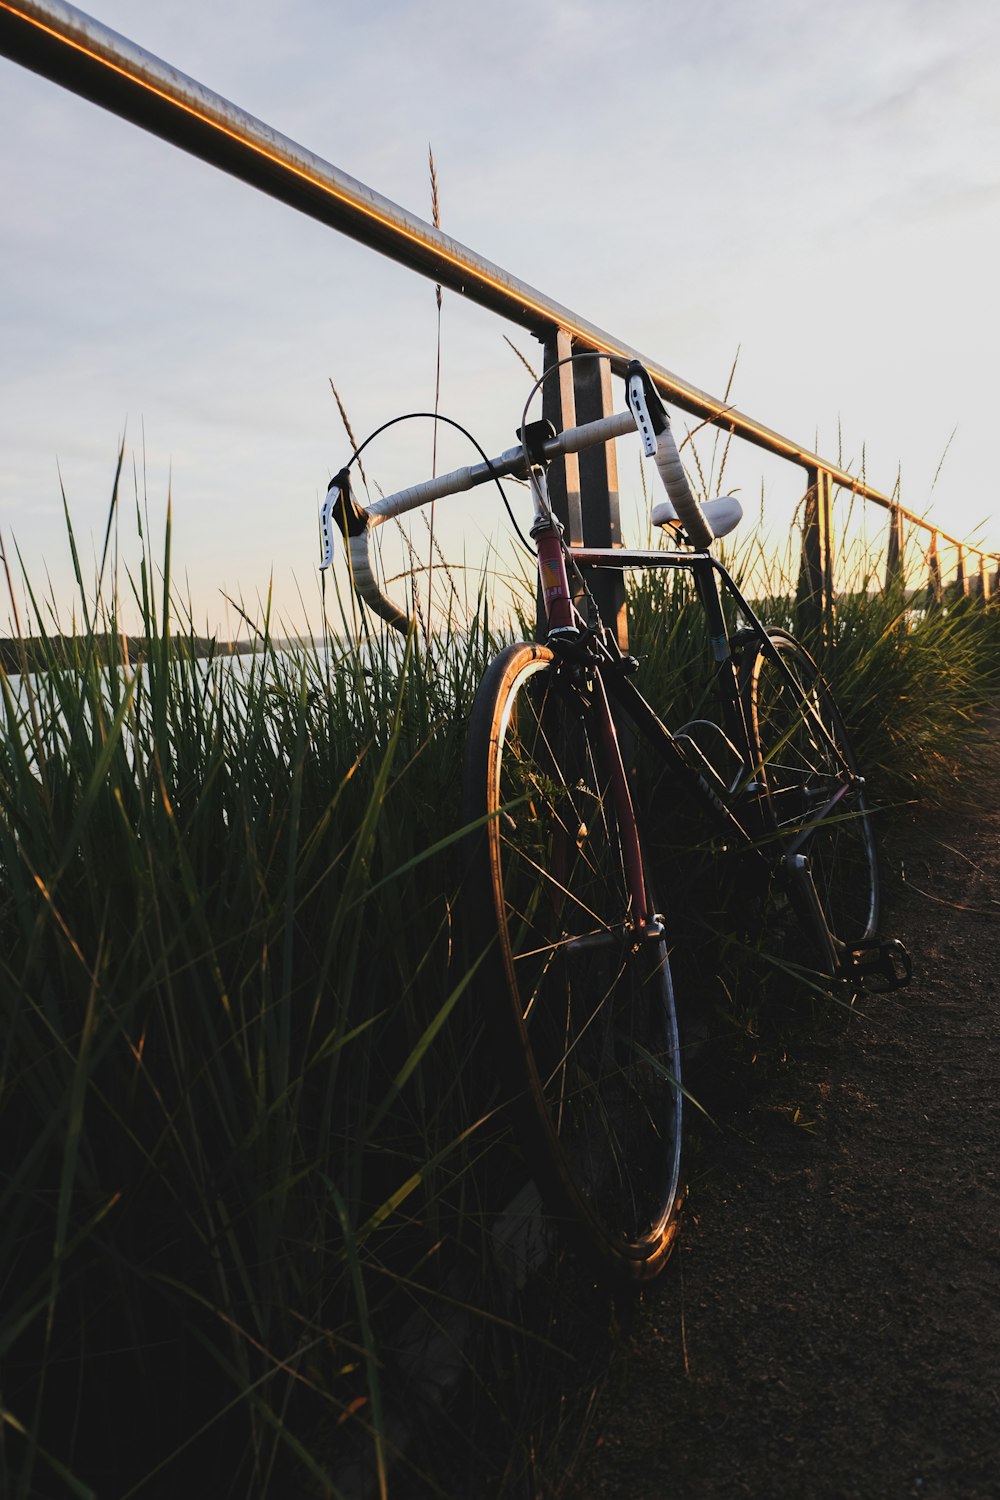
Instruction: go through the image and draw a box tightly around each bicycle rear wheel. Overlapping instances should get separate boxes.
[740,628,878,948]
[463,642,683,1281]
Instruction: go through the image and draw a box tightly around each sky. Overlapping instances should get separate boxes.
[1,0,998,635]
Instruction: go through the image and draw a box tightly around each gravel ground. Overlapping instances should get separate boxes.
[565,717,1000,1500]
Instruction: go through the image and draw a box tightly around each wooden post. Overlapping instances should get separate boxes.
[796,467,835,645]
[572,346,628,649]
[955,546,970,599]
[534,329,580,639]
[971,553,988,601]
[885,504,905,592]
[927,531,943,606]
[540,328,582,543]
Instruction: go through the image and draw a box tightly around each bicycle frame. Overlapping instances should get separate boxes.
[325,385,906,989]
[534,516,860,948]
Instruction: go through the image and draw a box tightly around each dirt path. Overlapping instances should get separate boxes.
[567,719,1000,1500]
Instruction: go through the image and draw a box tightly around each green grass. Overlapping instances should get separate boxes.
[0,476,997,1497]
[0,487,512,1496]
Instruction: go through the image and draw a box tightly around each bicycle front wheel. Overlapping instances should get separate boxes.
[741,629,879,948]
[463,642,683,1281]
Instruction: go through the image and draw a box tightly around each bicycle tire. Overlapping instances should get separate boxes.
[740,628,879,948]
[463,642,683,1281]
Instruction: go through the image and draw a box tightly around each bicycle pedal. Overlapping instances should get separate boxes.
[840,937,912,992]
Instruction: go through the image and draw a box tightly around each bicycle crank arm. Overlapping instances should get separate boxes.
[782,854,912,991]
[781,854,840,976]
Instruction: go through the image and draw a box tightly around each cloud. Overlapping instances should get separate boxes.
[2,0,997,631]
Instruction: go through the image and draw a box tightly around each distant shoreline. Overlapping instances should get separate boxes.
[0,634,258,673]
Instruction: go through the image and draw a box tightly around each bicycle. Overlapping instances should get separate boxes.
[320,356,911,1283]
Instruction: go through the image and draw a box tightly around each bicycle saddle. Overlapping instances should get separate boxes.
[652,494,743,540]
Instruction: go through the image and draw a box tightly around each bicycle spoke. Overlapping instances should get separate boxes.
[744,631,878,948]
[465,643,683,1278]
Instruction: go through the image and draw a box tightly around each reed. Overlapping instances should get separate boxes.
[0,468,995,1497]
[0,484,509,1496]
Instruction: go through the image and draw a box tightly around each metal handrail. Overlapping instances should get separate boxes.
[1,0,996,576]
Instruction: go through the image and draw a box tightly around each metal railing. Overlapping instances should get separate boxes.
[2,0,996,640]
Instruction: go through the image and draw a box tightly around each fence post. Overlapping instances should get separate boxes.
[534,328,580,638]
[534,330,627,646]
[540,327,582,543]
[572,346,628,649]
[955,546,970,599]
[927,530,943,606]
[970,553,987,601]
[981,555,993,602]
[885,503,905,593]
[796,467,835,645]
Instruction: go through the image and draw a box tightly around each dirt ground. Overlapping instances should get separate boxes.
[566,717,1000,1500]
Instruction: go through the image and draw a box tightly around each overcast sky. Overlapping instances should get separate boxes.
[2,0,998,634]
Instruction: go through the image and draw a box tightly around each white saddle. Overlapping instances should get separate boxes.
[652,494,743,541]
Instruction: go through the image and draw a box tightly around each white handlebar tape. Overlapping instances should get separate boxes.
[348,532,411,633]
[365,464,479,522]
[653,426,715,551]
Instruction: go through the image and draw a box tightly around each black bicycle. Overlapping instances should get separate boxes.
[322,356,910,1282]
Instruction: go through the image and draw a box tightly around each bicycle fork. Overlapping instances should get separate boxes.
[532,492,663,953]
[590,668,666,948]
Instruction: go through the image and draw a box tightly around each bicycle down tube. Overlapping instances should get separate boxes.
[528,465,659,944]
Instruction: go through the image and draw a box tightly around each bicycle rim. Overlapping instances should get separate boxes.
[464,643,683,1279]
[742,630,879,945]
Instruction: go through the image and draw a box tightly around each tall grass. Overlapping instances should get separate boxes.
[626,532,1000,807]
[0,491,508,1496]
[0,476,996,1497]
